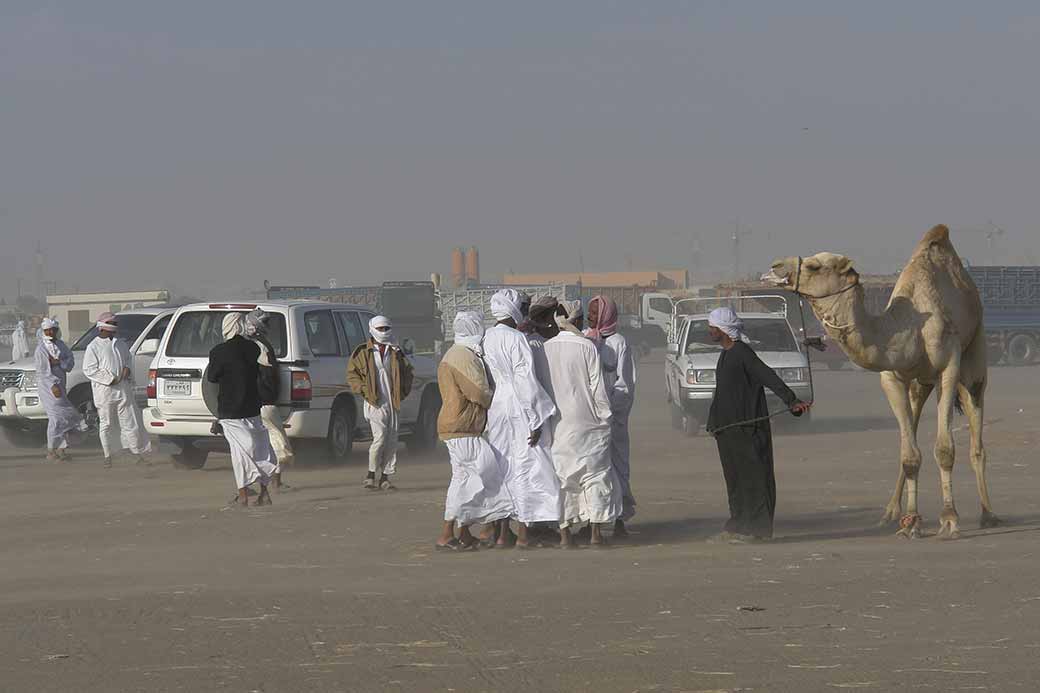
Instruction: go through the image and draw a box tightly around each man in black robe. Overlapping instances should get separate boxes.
[706,307,810,542]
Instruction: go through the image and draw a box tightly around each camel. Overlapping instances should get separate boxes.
[762,225,1000,539]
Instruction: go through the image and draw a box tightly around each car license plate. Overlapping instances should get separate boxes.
[164,380,192,396]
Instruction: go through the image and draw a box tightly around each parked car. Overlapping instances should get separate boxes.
[143,301,441,468]
[0,307,176,447]
[664,297,813,436]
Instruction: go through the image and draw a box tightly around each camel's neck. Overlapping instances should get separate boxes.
[809,286,911,372]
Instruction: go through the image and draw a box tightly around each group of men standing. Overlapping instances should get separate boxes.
[435,289,636,550]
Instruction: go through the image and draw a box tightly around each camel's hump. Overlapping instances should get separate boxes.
[920,224,950,246]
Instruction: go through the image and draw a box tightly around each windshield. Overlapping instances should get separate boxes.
[684,317,798,355]
[166,311,287,358]
[380,285,435,320]
[70,314,157,351]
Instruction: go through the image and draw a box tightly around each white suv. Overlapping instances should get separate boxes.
[143,301,441,468]
[0,307,176,447]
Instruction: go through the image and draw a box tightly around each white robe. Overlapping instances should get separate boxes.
[483,324,561,524]
[254,338,293,467]
[11,325,30,361]
[34,339,84,450]
[544,332,622,527]
[597,332,637,520]
[83,336,151,458]
[365,345,399,476]
[221,416,278,489]
[444,437,515,527]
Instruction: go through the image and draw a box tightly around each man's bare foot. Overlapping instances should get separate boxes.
[560,527,576,549]
[46,450,59,462]
[590,524,609,548]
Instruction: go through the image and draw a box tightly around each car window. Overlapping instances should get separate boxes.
[684,318,797,354]
[70,314,155,351]
[304,310,340,356]
[144,315,172,342]
[648,297,673,314]
[167,311,287,358]
[335,312,366,353]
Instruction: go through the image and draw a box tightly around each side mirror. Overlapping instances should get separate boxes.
[402,338,416,356]
[137,338,159,356]
[666,343,679,356]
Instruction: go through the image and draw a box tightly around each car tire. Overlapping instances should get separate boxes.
[407,387,442,452]
[326,401,356,462]
[1,422,46,448]
[681,411,703,438]
[171,437,208,469]
[1007,334,1038,366]
[68,385,99,437]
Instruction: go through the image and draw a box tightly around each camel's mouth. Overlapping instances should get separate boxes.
[761,270,789,286]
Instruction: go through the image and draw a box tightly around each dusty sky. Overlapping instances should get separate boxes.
[2,1,1039,299]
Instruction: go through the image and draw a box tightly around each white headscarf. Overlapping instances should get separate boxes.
[222,312,244,341]
[369,315,394,345]
[96,311,118,332]
[556,299,584,335]
[490,289,524,324]
[39,318,62,358]
[453,311,485,355]
[708,307,750,343]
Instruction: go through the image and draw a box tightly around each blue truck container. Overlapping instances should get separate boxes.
[967,266,1040,366]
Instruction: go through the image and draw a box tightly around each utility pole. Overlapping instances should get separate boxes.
[732,220,753,280]
[690,231,702,276]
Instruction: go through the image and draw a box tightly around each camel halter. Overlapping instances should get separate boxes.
[790,255,859,331]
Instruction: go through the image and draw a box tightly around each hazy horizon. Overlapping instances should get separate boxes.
[3,1,1039,300]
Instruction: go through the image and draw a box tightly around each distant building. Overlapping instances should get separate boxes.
[47,290,170,336]
[502,270,688,290]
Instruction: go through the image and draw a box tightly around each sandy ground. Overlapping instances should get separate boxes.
[2,356,1040,692]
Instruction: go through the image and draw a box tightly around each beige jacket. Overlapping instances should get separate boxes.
[347,339,414,411]
[437,344,493,441]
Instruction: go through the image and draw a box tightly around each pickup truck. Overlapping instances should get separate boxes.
[664,297,813,436]
[0,307,176,447]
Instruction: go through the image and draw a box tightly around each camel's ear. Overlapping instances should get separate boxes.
[835,256,855,275]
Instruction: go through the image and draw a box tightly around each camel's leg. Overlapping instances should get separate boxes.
[934,364,962,539]
[959,324,1000,529]
[880,372,923,538]
[879,380,934,526]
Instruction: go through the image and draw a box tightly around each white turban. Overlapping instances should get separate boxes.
[490,289,524,324]
[41,317,59,331]
[369,315,394,345]
[222,312,244,341]
[453,311,485,354]
[708,307,750,343]
[96,311,118,332]
[555,299,584,335]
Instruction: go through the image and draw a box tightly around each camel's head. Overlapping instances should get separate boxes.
[762,253,859,299]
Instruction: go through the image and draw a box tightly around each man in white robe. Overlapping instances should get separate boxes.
[82,312,152,468]
[11,321,31,361]
[587,295,638,535]
[34,318,85,460]
[483,289,561,549]
[544,328,622,548]
[244,309,292,490]
[436,312,514,550]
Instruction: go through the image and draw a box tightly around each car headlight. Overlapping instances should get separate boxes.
[781,368,808,383]
[20,371,37,392]
[687,369,716,385]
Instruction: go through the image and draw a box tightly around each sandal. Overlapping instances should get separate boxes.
[379,479,396,491]
[435,539,465,552]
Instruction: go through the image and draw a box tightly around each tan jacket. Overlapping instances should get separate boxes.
[347,339,414,411]
[437,344,493,441]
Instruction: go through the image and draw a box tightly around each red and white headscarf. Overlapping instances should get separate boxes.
[586,295,618,341]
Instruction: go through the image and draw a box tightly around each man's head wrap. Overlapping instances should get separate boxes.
[708,307,750,343]
[527,295,559,326]
[96,311,118,332]
[221,312,244,341]
[41,317,59,331]
[586,296,619,341]
[555,300,584,335]
[369,315,394,345]
[243,308,269,337]
[452,311,485,354]
[490,289,524,325]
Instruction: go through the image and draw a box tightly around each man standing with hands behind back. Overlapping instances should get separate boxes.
[706,307,810,543]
